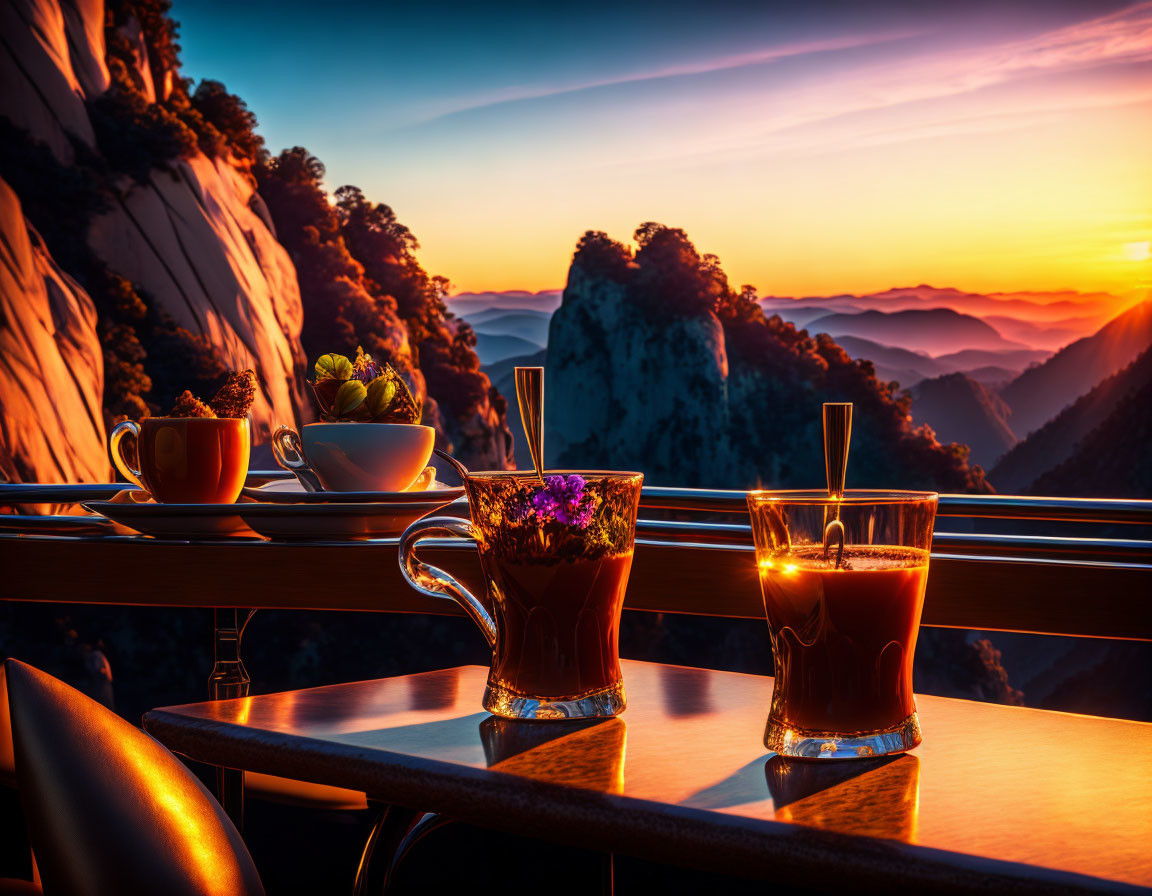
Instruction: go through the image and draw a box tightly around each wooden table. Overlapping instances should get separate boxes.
[143,660,1152,894]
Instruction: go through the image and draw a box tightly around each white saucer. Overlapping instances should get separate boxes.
[241,479,463,505]
[236,497,463,540]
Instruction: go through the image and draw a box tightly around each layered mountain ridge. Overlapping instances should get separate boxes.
[998,300,1152,439]
[912,374,1016,469]
[1030,370,1152,498]
[993,346,1152,494]
[807,307,1027,356]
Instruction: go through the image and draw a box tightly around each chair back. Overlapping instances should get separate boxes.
[4,660,264,896]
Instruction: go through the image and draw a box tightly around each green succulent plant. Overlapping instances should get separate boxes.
[334,379,367,417]
[308,347,421,423]
[314,353,353,382]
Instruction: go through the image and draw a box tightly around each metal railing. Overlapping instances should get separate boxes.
[2,479,1150,641]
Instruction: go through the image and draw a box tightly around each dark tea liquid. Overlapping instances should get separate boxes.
[759,545,929,734]
[138,418,249,504]
[481,551,633,699]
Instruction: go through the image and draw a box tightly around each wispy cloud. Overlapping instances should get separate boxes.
[409,27,925,127]
[992,0,1152,73]
[590,0,1152,169]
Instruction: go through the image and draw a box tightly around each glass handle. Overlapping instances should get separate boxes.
[399,516,497,647]
[108,420,143,489]
[271,424,306,471]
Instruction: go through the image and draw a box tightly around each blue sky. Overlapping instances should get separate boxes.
[173,0,1152,296]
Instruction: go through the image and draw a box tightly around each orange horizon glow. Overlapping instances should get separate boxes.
[396,6,1152,301]
[179,0,1152,301]
[415,97,1152,299]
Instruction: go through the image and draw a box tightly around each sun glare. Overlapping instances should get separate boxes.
[1123,241,1151,262]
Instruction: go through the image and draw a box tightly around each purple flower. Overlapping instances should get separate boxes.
[529,475,595,528]
[351,360,383,383]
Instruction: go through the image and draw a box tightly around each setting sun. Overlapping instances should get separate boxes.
[1124,241,1152,262]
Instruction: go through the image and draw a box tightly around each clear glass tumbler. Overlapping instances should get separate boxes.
[746,490,938,759]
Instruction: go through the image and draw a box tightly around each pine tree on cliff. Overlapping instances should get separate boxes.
[333,187,498,424]
[253,149,412,371]
[552,225,989,492]
[255,151,512,468]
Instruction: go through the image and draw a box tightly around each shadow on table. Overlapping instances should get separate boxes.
[766,754,921,842]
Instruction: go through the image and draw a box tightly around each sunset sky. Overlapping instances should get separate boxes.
[174,0,1152,297]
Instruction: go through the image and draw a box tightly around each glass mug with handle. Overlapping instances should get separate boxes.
[399,470,643,719]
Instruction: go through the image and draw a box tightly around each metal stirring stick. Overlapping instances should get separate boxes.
[823,402,852,568]
[515,366,546,484]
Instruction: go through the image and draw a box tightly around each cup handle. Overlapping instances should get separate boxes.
[271,424,306,471]
[272,424,323,492]
[109,420,144,489]
[399,516,497,647]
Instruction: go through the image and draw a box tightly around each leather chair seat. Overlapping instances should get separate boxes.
[5,660,265,896]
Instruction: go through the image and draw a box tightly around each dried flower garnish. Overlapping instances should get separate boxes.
[209,369,257,418]
[464,473,641,563]
[529,475,599,528]
[351,347,383,383]
[169,390,216,418]
[309,347,420,423]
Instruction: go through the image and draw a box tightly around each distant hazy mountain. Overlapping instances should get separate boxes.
[984,315,1090,353]
[836,334,1043,389]
[447,289,562,316]
[760,302,864,328]
[961,366,1020,389]
[473,332,544,365]
[933,347,1052,376]
[482,349,548,470]
[865,285,1125,325]
[1000,300,1152,438]
[911,373,1017,469]
[468,310,551,347]
[808,308,1026,356]
[1029,371,1152,499]
[992,346,1152,493]
[461,306,553,327]
[763,284,1128,328]
[833,335,944,387]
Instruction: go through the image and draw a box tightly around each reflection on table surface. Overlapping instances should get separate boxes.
[153,660,1152,889]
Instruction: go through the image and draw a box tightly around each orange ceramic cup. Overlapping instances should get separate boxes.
[109,417,251,504]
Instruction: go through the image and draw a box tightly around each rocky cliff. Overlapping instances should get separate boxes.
[547,226,990,492]
[1,0,512,482]
[0,178,107,483]
[82,150,309,442]
[546,264,731,484]
[0,0,308,481]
